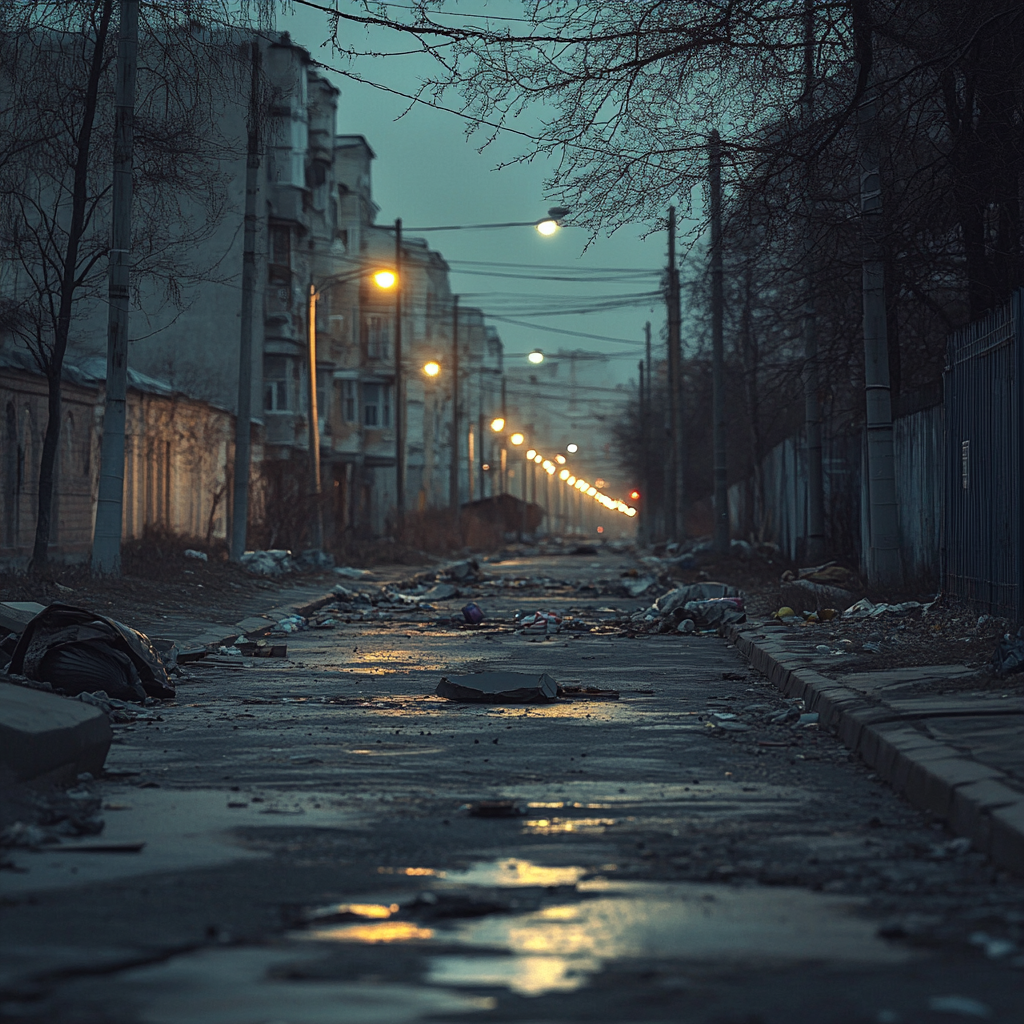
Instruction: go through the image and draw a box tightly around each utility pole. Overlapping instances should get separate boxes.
[638,355,647,547]
[665,207,680,539]
[229,40,261,562]
[645,322,654,540]
[857,67,902,587]
[306,281,323,549]
[802,0,825,562]
[393,218,404,532]
[449,295,460,512]
[710,129,730,556]
[91,0,138,574]
[500,376,507,494]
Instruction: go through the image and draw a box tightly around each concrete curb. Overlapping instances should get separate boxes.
[727,624,1024,875]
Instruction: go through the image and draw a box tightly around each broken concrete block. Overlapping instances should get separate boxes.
[436,672,558,704]
[0,682,112,781]
[0,601,47,635]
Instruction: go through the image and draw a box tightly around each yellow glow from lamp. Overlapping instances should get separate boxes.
[555,454,566,464]
[566,443,578,453]
[527,349,545,364]
[536,219,559,236]
[526,449,537,460]
[587,486,597,496]
[490,417,505,432]
[510,432,525,445]
[373,270,396,289]
[559,469,570,480]
[422,361,440,377]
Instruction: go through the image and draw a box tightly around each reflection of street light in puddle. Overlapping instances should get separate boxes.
[422,361,440,377]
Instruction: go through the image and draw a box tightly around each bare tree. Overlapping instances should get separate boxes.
[0,1,256,566]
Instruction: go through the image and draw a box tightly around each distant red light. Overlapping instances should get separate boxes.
[629,490,640,501]
[596,526,604,533]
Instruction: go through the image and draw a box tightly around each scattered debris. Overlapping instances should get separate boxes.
[240,549,296,576]
[462,602,485,625]
[334,565,373,579]
[8,603,175,702]
[517,611,561,634]
[183,549,208,561]
[275,614,307,634]
[237,641,287,658]
[991,629,1024,676]
[436,672,558,704]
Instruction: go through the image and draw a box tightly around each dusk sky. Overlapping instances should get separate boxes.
[275,1,677,385]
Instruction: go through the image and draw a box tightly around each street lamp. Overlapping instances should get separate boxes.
[306,265,395,549]
[510,432,525,446]
[423,360,440,377]
[490,417,505,432]
[528,349,545,364]
[566,443,579,453]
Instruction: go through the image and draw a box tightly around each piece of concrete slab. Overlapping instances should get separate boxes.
[0,601,46,635]
[0,682,112,781]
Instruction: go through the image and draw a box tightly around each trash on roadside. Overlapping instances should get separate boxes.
[462,602,485,624]
[296,549,334,569]
[444,558,481,582]
[655,582,744,617]
[183,549,208,561]
[681,597,746,627]
[843,598,926,619]
[423,583,458,601]
[622,575,657,598]
[334,565,373,579]
[518,611,561,634]
[781,577,857,613]
[7,603,175,703]
[276,614,307,634]
[797,712,820,727]
[466,800,524,818]
[436,671,558,704]
[240,549,295,576]
[237,641,287,658]
[773,606,799,620]
[677,618,696,634]
[991,628,1024,676]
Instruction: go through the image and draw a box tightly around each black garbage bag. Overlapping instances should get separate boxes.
[8,603,175,702]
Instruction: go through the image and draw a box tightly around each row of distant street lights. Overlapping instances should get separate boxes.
[292,205,639,543]
[487,418,637,519]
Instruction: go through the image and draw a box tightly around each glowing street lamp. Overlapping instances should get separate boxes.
[526,449,537,460]
[528,349,545,364]
[422,360,440,377]
[373,270,396,289]
[566,443,578,453]
[510,432,525,446]
[490,417,505,432]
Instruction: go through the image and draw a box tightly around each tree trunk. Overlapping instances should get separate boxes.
[30,0,113,568]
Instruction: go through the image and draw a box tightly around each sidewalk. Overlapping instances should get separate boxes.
[728,622,1024,874]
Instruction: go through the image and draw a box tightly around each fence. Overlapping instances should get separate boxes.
[943,290,1023,619]
[729,403,942,584]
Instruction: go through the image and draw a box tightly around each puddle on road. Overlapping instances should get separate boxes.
[298,858,915,997]
[111,946,492,1024]
[522,816,618,835]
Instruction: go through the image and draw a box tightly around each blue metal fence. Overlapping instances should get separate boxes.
[943,290,1023,620]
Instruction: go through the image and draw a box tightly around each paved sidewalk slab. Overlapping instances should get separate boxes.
[0,682,111,781]
[729,624,1024,874]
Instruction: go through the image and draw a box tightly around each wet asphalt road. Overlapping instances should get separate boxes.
[2,552,1023,1024]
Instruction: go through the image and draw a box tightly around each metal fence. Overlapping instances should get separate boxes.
[944,289,1024,620]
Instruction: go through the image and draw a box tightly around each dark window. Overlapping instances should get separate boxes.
[264,356,291,411]
[341,380,357,423]
[363,383,392,428]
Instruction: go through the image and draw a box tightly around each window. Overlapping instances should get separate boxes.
[341,380,357,423]
[263,356,292,411]
[270,225,290,267]
[363,382,392,428]
[367,316,390,360]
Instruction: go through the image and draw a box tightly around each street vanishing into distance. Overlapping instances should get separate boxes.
[3,552,1022,1024]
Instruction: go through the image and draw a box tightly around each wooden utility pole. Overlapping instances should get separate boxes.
[802,0,825,561]
[449,295,460,512]
[638,355,647,547]
[92,0,138,574]
[666,207,680,539]
[393,218,404,531]
[230,40,261,561]
[306,281,323,549]
[710,129,730,556]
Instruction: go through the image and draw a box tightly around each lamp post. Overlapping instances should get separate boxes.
[450,294,460,513]
[306,265,396,550]
[393,218,404,534]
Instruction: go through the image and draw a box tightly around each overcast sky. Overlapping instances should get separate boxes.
[274,1,673,385]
